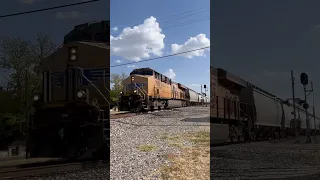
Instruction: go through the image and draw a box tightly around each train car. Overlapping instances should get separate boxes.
[210,67,320,144]
[188,89,199,106]
[26,21,110,160]
[118,67,203,112]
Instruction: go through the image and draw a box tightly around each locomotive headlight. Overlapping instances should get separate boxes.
[70,55,77,61]
[133,90,137,93]
[77,90,86,98]
[70,48,77,54]
[120,91,123,94]
[68,47,78,61]
[33,94,40,101]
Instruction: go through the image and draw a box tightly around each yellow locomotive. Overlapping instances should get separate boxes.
[119,68,206,112]
[27,21,110,160]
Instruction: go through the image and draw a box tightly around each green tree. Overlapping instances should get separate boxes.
[110,72,127,103]
[0,34,56,146]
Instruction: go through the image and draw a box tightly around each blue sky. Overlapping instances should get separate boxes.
[0,0,109,85]
[110,0,210,95]
[212,0,320,114]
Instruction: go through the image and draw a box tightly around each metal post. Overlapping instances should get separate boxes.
[291,70,298,138]
[303,85,311,143]
[205,87,208,107]
[311,82,316,141]
[25,69,29,159]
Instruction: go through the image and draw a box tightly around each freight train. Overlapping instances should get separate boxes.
[118,68,208,112]
[26,21,110,160]
[210,67,320,144]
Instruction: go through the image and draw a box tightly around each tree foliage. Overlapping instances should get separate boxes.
[110,72,127,103]
[0,33,56,148]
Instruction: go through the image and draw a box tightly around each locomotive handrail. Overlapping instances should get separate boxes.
[138,84,148,98]
[134,83,147,100]
[103,70,111,99]
[74,67,110,105]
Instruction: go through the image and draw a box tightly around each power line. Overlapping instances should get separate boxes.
[112,6,209,30]
[111,46,210,68]
[0,0,102,19]
[161,9,209,24]
[110,16,209,41]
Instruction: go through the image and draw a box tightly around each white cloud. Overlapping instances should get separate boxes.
[171,34,210,58]
[163,69,176,80]
[110,16,165,61]
[112,26,118,31]
[55,11,88,19]
[115,60,121,63]
[127,64,137,68]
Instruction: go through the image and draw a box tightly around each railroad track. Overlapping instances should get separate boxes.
[0,159,108,179]
[110,105,209,120]
[211,136,295,148]
[110,108,176,119]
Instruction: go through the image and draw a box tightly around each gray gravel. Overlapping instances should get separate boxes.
[110,107,210,180]
[211,137,320,179]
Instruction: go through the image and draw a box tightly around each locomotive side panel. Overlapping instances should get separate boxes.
[177,87,185,100]
[150,78,171,99]
[210,67,241,120]
[171,83,179,99]
[210,67,217,118]
[147,76,156,97]
[254,91,281,127]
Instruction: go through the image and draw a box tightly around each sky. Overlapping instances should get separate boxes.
[0,0,110,86]
[212,0,320,115]
[110,0,210,95]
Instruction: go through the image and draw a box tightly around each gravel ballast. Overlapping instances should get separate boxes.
[110,107,210,180]
[211,136,320,179]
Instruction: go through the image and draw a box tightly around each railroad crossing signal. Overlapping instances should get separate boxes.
[300,73,308,85]
[204,84,206,89]
[303,103,309,109]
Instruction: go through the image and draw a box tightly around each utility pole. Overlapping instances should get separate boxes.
[25,69,29,159]
[300,73,311,143]
[291,70,298,138]
[204,84,207,107]
[311,82,316,141]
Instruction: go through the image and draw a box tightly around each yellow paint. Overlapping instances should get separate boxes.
[122,74,183,100]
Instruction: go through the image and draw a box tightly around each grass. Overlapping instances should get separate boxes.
[158,131,210,180]
[160,133,180,141]
[137,144,157,152]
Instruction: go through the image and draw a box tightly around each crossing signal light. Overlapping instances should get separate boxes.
[300,73,308,85]
[204,84,206,89]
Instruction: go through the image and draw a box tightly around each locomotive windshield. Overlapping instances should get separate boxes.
[130,69,154,76]
[64,21,110,44]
